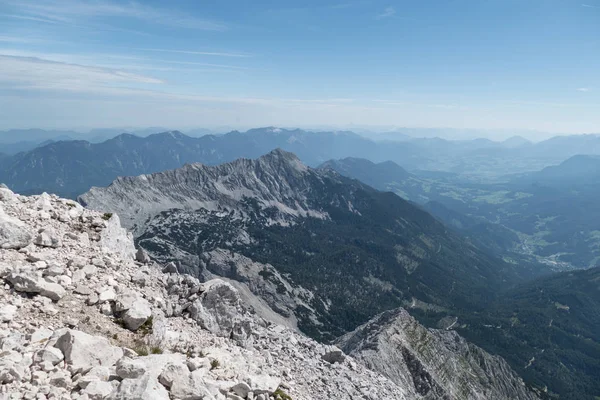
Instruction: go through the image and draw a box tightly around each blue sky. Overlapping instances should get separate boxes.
[0,0,598,136]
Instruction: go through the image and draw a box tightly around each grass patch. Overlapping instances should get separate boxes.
[273,388,293,400]
[138,316,153,335]
[134,346,149,356]
[210,359,220,370]
[102,212,113,221]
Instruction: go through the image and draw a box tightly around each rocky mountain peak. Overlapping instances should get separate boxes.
[256,148,307,173]
[79,151,326,234]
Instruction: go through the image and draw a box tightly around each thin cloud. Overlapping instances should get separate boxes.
[138,48,251,58]
[376,6,396,19]
[0,35,45,44]
[0,13,62,24]
[577,87,591,92]
[0,55,163,93]
[582,3,600,8]
[3,0,228,31]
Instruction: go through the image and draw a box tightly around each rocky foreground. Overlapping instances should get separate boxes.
[0,188,410,399]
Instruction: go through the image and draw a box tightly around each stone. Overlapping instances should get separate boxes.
[115,357,147,379]
[98,214,135,260]
[246,375,281,395]
[231,382,252,398]
[122,298,152,331]
[33,347,64,366]
[131,271,148,287]
[82,380,114,400]
[30,328,53,344]
[98,288,116,303]
[54,330,123,374]
[33,228,61,248]
[7,272,66,301]
[163,262,178,274]
[0,206,31,249]
[114,374,170,400]
[76,366,112,389]
[188,280,253,343]
[136,247,151,264]
[0,304,17,322]
[321,347,345,364]
[169,370,213,400]
[157,362,189,388]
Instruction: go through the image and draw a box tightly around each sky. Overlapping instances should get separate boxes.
[0,0,599,136]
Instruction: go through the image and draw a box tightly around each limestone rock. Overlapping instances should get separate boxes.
[189,279,253,343]
[33,228,62,248]
[0,304,17,322]
[7,272,66,301]
[55,330,123,374]
[136,247,151,264]
[0,207,31,249]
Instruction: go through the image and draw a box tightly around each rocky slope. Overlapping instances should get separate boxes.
[0,187,412,399]
[336,309,539,400]
[79,149,533,341]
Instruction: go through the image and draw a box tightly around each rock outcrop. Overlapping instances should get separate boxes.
[336,308,539,400]
[0,188,410,399]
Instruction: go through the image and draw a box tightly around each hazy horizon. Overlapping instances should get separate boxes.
[0,124,593,142]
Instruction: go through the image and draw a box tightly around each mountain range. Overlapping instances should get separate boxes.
[4,128,600,198]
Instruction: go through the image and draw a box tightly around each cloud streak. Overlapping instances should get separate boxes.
[376,6,396,19]
[0,55,163,94]
[2,0,228,31]
[577,87,591,92]
[138,48,251,58]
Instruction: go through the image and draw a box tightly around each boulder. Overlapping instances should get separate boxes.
[99,214,135,259]
[321,346,345,364]
[123,298,152,331]
[116,357,147,379]
[54,330,123,374]
[157,362,189,388]
[34,228,62,248]
[169,370,213,400]
[136,247,151,264]
[0,304,17,322]
[0,207,31,249]
[33,347,64,366]
[114,374,170,400]
[83,380,114,400]
[188,280,253,343]
[98,288,117,303]
[7,272,66,301]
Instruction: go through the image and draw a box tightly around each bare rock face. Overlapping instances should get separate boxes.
[99,213,136,260]
[188,280,254,345]
[336,308,539,400]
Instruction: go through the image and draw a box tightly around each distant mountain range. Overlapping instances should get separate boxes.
[322,156,600,270]
[3,128,600,198]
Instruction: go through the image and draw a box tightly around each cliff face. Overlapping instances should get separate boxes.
[336,308,539,400]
